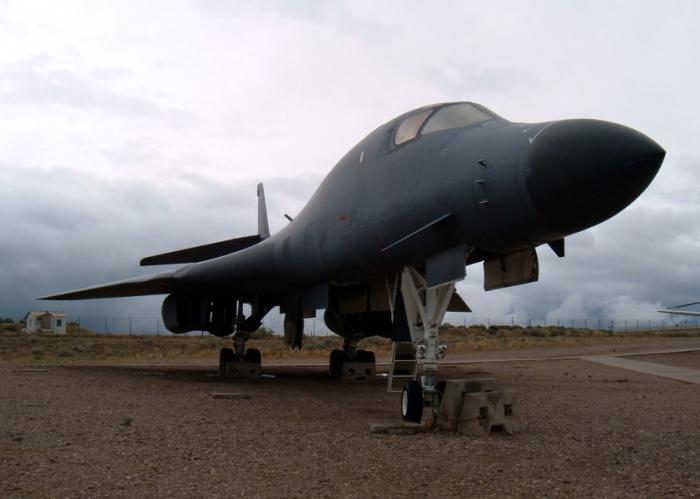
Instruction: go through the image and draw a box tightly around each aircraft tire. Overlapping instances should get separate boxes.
[246,348,261,364]
[219,347,234,375]
[401,381,423,423]
[329,349,343,378]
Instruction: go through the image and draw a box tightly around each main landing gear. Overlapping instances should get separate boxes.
[329,336,376,380]
[218,302,270,378]
[219,330,263,378]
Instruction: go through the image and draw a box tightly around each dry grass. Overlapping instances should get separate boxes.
[1,322,699,364]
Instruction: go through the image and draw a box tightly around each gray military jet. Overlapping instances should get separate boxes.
[43,102,665,422]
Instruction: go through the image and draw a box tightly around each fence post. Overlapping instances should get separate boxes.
[129,317,132,335]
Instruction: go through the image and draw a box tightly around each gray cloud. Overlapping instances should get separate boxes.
[0,55,190,125]
[0,163,318,321]
[426,63,538,99]
[1,1,699,331]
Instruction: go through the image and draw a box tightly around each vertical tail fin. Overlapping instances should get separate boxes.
[257,183,270,239]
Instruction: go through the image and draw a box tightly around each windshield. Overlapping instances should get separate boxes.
[394,109,432,145]
[421,103,493,136]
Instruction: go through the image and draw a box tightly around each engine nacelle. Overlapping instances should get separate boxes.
[162,293,207,334]
[324,307,393,339]
[323,283,394,339]
[162,292,237,336]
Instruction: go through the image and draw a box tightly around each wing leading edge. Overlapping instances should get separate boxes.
[40,270,178,300]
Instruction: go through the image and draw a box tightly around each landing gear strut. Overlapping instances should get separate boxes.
[399,266,454,422]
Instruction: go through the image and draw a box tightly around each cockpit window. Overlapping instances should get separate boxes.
[421,103,493,136]
[394,109,432,145]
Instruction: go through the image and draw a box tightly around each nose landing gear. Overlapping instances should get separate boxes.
[397,266,455,423]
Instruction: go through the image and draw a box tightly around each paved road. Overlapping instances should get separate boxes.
[581,353,700,384]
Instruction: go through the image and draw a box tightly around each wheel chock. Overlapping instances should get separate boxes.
[223,362,262,379]
[341,361,376,382]
[436,378,518,435]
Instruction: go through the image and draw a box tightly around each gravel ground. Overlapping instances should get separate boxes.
[1,340,699,498]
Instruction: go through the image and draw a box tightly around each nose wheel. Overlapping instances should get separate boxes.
[401,381,424,423]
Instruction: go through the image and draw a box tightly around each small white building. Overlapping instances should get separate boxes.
[23,311,67,334]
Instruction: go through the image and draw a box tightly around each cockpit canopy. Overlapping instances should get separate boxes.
[394,102,497,146]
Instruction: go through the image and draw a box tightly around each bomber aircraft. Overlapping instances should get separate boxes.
[43,102,665,422]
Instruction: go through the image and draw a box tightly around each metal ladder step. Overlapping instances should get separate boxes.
[387,341,417,392]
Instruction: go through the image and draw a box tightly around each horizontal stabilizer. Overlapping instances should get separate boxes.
[140,234,262,266]
[40,270,177,300]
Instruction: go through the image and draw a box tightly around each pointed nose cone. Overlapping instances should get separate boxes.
[524,119,665,235]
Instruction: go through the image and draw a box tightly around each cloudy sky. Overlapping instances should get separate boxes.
[1,0,699,329]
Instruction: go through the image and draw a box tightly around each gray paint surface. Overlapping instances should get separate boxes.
[42,101,666,339]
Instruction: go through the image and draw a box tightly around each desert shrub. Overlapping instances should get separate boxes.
[550,327,565,337]
[359,336,390,346]
[250,326,276,339]
[0,322,20,333]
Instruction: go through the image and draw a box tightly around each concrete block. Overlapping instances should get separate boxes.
[436,378,518,435]
[437,378,497,432]
[457,390,518,436]
[341,361,376,382]
[224,362,261,379]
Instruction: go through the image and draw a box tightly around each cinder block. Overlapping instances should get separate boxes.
[457,390,518,436]
[341,361,376,382]
[436,378,518,435]
[224,362,262,379]
[437,378,497,432]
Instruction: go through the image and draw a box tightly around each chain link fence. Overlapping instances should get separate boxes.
[63,315,699,336]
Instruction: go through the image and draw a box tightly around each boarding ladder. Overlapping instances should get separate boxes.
[387,341,418,392]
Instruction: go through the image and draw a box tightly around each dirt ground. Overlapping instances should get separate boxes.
[1,339,699,498]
